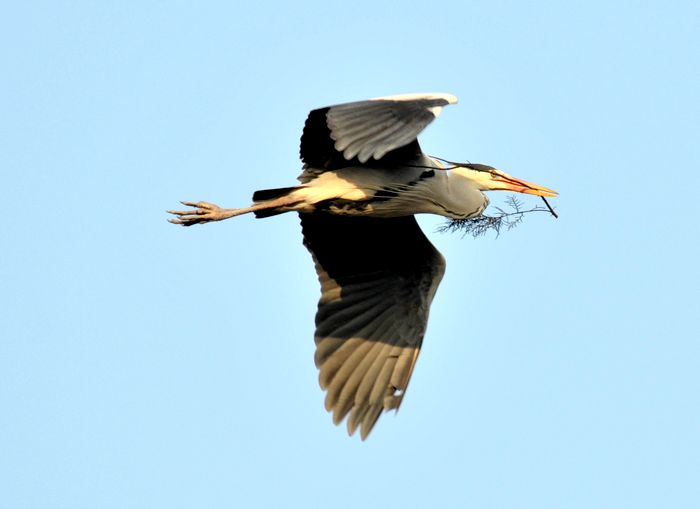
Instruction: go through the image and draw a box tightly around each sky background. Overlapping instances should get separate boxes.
[2,1,699,508]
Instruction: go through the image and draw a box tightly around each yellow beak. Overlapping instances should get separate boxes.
[492,173,558,197]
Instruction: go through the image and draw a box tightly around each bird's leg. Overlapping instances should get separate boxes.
[167,201,250,226]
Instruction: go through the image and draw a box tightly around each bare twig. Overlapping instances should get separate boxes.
[541,196,558,218]
[437,195,556,238]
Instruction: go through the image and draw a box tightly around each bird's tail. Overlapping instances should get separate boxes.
[251,185,304,218]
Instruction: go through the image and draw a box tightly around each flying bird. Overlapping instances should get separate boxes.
[168,93,557,439]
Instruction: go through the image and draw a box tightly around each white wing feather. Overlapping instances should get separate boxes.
[326,93,458,163]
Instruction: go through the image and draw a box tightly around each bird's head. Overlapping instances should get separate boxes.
[452,163,558,197]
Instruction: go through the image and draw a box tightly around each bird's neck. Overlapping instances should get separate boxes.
[436,169,489,219]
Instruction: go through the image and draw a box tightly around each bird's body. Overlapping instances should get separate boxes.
[169,93,557,439]
[256,156,489,219]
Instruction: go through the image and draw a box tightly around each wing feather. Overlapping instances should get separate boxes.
[354,342,394,405]
[300,213,446,439]
[347,403,371,436]
[299,93,457,169]
[369,356,398,404]
[360,404,384,440]
[326,339,375,417]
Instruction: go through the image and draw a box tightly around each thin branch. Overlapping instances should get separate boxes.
[437,195,556,238]
[541,196,558,218]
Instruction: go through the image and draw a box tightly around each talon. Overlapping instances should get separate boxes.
[168,200,228,226]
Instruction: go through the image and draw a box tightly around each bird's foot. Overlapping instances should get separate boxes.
[167,201,230,226]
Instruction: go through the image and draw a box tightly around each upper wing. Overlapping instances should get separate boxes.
[299,93,458,169]
[300,212,446,439]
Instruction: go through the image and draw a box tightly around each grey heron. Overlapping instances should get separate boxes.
[169,93,557,439]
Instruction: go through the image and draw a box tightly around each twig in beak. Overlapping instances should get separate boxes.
[541,197,558,218]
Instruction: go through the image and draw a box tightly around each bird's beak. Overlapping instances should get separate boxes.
[491,172,558,197]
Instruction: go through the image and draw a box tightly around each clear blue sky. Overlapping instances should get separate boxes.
[2,1,699,508]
